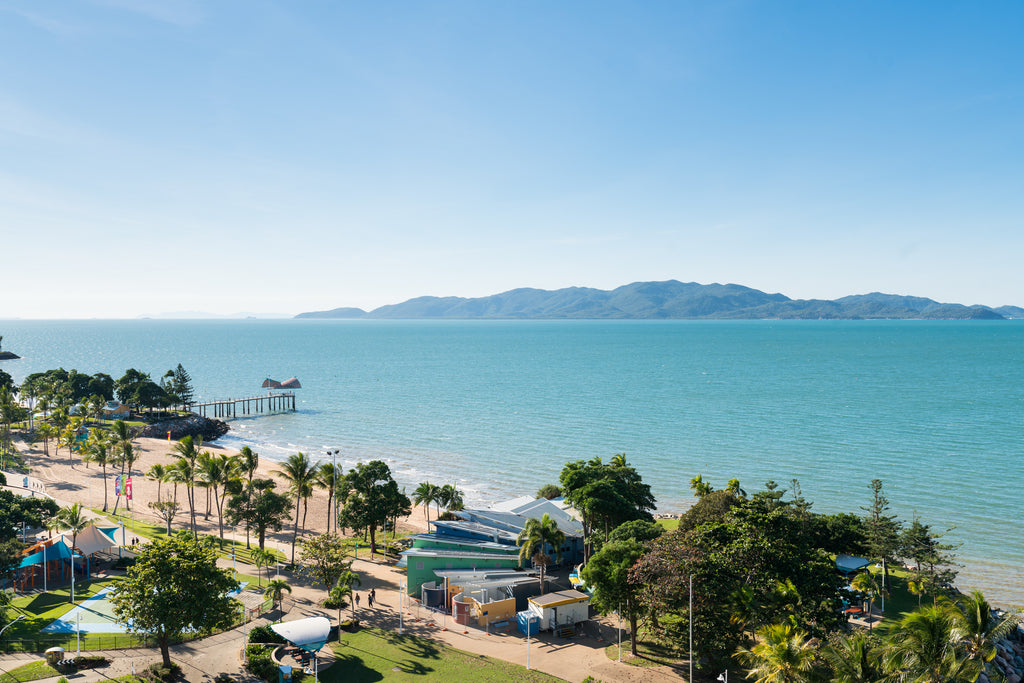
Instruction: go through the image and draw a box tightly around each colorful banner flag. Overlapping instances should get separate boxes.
[115,475,123,497]
[126,477,133,501]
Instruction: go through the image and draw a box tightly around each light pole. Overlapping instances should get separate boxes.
[689,574,693,683]
[0,614,25,639]
[328,450,339,535]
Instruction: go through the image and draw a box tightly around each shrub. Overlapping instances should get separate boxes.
[143,662,180,682]
[245,645,277,682]
[248,624,286,644]
[72,654,109,669]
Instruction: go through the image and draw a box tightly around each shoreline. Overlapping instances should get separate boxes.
[11,434,432,545]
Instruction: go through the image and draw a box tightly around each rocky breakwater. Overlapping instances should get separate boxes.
[980,623,1024,683]
[135,414,230,442]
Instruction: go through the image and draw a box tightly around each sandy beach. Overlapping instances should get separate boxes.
[13,433,431,544]
[6,432,681,682]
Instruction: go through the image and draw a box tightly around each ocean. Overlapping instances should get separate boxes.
[1,318,1021,606]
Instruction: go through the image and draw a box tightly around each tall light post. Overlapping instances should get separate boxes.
[0,614,25,639]
[689,574,693,683]
[328,450,339,535]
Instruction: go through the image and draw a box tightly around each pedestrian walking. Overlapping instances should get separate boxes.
[367,589,375,608]
[355,593,360,608]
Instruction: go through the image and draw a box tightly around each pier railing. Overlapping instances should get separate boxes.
[188,392,296,419]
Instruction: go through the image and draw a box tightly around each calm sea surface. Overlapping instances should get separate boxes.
[2,319,1021,606]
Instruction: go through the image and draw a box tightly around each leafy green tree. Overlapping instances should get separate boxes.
[900,516,959,604]
[861,479,901,590]
[339,460,411,557]
[536,483,561,500]
[560,455,655,560]
[517,513,565,595]
[110,534,239,668]
[274,451,317,563]
[298,533,352,588]
[632,486,844,673]
[226,478,292,550]
[582,538,645,655]
[148,498,180,536]
[736,623,818,683]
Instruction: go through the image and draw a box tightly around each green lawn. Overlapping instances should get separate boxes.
[0,660,60,683]
[655,517,679,532]
[319,627,564,682]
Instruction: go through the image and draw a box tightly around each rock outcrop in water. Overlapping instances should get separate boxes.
[135,414,229,441]
[0,351,20,360]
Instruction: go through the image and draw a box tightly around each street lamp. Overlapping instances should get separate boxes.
[0,614,25,638]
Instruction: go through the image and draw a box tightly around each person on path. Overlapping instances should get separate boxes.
[355,593,360,608]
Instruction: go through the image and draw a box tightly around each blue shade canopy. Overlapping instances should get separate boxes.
[270,617,330,653]
[836,555,871,574]
[19,540,74,568]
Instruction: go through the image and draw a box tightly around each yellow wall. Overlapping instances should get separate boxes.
[472,597,516,627]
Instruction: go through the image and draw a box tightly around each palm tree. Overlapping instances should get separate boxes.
[59,417,83,468]
[88,394,104,426]
[172,435,201,538]
[438,484,464,514]
[146,463,168,502]
[413,482,440,522]
[882,606,980,683]
[736,623,818,683]
[274,452,317,564]
[264,578,292,612]
[822,632,883,683]
[945,590,1020,679]
[198,452,241,542]
[251,547,275,587]
[36,422,55,457]
[516,513,565,595]
[55,503,90,600]
[238,446,260,548]
[330,568,362,622]
[315,462,342,533]
[84,428,114,511]
[851,571,886,629]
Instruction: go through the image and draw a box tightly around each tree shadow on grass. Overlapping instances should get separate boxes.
[374,629,441,660]
[322,653,384,682]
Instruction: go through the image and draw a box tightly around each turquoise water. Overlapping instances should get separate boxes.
[2,319,1022,606]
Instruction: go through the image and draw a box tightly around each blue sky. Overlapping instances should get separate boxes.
[2,1,1021,318]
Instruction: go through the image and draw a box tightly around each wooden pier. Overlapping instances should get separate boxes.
[189,391,297,419]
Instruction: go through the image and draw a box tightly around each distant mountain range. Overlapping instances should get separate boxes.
[295,281,1024,320]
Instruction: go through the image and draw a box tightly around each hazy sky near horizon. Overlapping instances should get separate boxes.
[2,1,1022,318]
